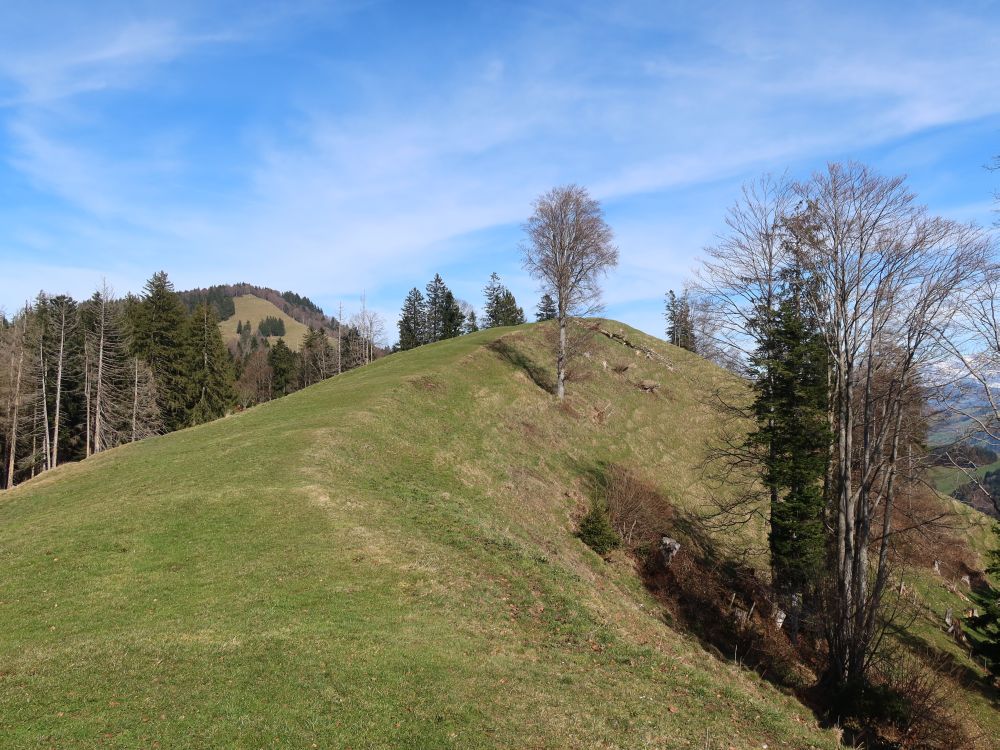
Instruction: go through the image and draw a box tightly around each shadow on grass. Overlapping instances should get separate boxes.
[488,337,555,394]
[575,459,808,691]
[887,622,999,708]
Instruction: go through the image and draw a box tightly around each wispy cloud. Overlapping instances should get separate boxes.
[2,1,999,335]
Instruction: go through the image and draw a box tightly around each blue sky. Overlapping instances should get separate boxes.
[1,0,999,339]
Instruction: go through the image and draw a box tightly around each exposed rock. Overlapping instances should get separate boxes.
[653,535,681,571]
[774,608,787,629]
[639,379,660,393]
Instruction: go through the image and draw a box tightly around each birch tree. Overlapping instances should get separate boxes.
[522,185,618,399]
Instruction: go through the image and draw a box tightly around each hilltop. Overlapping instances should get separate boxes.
[179,284,338,349]
[217,294,312,350]
[0,322,996,748]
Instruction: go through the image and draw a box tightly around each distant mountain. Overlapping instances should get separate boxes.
[178,283,339,333]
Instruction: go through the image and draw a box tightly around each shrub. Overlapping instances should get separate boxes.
[605,464,669,548]
[579,503,620,555]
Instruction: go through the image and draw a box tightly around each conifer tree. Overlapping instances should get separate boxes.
[184,303,235,425]
[463,309,478,334]
[483,273,525,327]
[536,293,557,321]
[299,328,334,386]
[665,290,696,352]
[747,269,829,625]
[424,274,447,342]
[440,290,464,340]
[130,271,190,431]
[398,287,427,350]
[971,525,1000,677]
[267,339,298,396]
[495,289,526,326]
[482,272,504,328]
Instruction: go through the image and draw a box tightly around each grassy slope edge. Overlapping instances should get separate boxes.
[2,321,852,748]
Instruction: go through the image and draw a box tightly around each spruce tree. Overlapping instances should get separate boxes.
[398,288,427,350]
[971,524,1000,677]
[665,290,696,352]
[536,293,557,321]
[747,268,829,620]
[129,271,191,431]
[440,290,464,340]
[267,339,298,396]
[184,303,235,425]
[494,289,526,326]
[463,309,479,334]
[424,274,448,342]
[482,272,504,328]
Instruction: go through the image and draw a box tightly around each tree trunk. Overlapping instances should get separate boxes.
[51,307,66,468]
[84,338,92,459]
[556,312,567,400]
[6,322,25,488]
[132,357,139,442]
[94,307,105,454]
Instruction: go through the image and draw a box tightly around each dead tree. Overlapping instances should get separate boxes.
[4,306,29,487]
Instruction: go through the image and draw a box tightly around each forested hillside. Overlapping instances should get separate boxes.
[0,273,383,490]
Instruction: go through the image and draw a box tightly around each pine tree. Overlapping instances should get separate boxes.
[184,303,235,425]
[536,293,557,321]
[130,271,190,431]
[398,288,427,350]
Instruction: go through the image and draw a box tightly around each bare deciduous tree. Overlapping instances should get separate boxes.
[791,162,990,685]
[697,163,991,690]
[695,174,795,368]
[348,294,385,368]
[522,185,619,399]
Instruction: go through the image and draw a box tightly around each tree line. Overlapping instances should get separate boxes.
[0,272,385,489]
[396,271,557,352]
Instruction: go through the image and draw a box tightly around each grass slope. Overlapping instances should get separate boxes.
[3,322,848,748]
[928,459,1000,496]
[218,294,311,349]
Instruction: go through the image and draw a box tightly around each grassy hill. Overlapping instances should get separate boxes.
[0,321,995,747]
[218,294,312,349]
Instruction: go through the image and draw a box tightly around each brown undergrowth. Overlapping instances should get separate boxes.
[586,462,992,749]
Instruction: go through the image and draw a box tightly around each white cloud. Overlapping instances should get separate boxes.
[2,1,1000,338]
